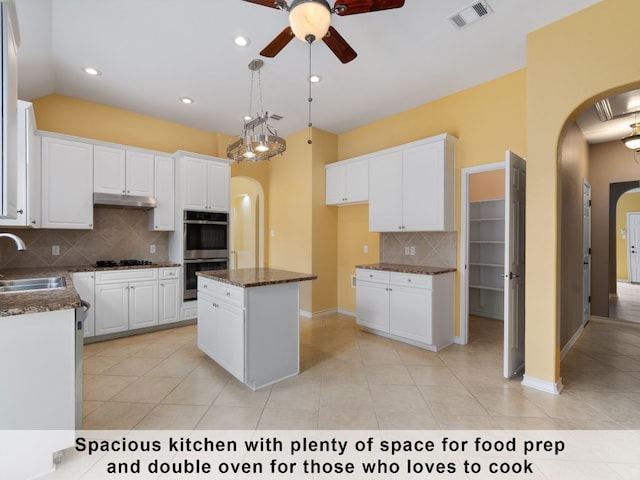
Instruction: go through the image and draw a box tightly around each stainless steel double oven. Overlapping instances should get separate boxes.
[183,210,229,300]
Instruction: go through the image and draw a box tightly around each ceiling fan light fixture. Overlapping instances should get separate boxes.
[622,123,640,150]
[289,0,331,44]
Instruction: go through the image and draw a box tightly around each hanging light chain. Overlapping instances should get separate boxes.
[307,41,313,145]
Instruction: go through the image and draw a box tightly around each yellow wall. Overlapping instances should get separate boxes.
[335,70,527,314]
[33,94,220,155]
[526,0,640,384]
[470,169,505,202]
[616,192,640,280]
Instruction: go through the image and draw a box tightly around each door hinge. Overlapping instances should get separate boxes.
[589,199,592,206]
[588,296,591,303]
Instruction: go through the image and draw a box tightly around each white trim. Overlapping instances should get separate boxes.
[522,375,564,395]
[299,309,313,318]
[459,161,505,345]
[337,307,356,317]
[560,323,585,361]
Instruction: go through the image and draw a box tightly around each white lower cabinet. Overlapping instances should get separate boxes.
[197,276,300,390]
[94,269,159,335]
[356,268,454,351]
[197,278,245,382]
[158,267,180,325]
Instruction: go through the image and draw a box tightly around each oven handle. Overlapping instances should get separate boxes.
[184,220,228,225]
[184,258,228,264]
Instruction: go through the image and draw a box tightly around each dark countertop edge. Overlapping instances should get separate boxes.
[197,268,318,288]
[0,263,181,317]
[356,263,457,275]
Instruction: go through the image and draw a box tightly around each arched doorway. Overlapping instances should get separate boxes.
[229,177,265,269]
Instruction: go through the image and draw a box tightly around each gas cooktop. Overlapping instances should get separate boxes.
[94,259,154,268]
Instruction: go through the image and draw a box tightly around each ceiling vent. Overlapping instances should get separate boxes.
[449,1,493,30]
[270,114,283,121]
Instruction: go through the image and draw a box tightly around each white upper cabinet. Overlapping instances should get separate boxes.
[325,156,369,205]
[0,2,18,219]
[0,101,39,227]
[41,135,94,229]
[94,145,154,197]
[182,155,230,212]
[150,154,175,231]
[369,134,456,232]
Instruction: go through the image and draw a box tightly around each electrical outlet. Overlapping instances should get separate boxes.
[150,244,156,254]
[363,244,368,254]
[404,246,410,255]
[52,245,60,256]
[410,246,416,256]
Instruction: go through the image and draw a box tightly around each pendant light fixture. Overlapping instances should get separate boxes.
[622,122,640,150]
[227,59,286,162]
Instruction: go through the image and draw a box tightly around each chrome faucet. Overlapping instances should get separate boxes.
[0,233,27,250]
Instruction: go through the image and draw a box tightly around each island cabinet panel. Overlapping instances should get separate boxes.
[197,274,303,390]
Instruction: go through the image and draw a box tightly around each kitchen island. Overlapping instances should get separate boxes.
[196,268,317,390]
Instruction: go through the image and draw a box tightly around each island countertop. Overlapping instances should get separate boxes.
[196,268,318,288]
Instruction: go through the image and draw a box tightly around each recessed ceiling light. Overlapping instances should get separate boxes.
[179,97,194,104]
[83,67,101,76]
[309,74,322,83]
[234,35,250,47]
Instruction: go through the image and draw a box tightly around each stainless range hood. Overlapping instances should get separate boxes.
[93,192,157,209]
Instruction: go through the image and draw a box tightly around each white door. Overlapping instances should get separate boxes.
[583,182,592,323]
[628,212,640,283]
[503,151,526,378]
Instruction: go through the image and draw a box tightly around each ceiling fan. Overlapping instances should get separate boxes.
[243,0,405,64]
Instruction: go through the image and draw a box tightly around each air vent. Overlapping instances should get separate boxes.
[270,114,283,121]
[448,1,493,30]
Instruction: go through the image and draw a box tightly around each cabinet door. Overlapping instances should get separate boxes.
[325,164,346,205]
[93,145,126,194]
[197,289,217,359]
[128,280,158,330]
[126,150,154,197]
[356,280,390,331]
[369,151,402,231]
[390,285,432,344]
[207,161,230,211]
[184,157,208,210]
[345,159,368,203]
[216,299,245,382]
[72,272,96,337]
[95,283,129,335]
[158,279,180,325]
[41,136,94,229]
[0,101,30,226]
[1,3,18,219]
[150,155,174,231]
[403,141,444,231]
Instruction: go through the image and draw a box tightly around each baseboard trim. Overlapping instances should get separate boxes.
[560,323,585,361]
[522,375,564,395]
[337,307,356,317]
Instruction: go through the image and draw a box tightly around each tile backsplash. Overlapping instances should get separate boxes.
[0,207,169,269]
[380,231,457,268]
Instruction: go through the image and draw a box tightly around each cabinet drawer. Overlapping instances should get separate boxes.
[218,283,244,306]
[95,268,158,284]
[356,269,390,284]
[390,272,432,288]
[198,277,218,294]
[160,267,180,279]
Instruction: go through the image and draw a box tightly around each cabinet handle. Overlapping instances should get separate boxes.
[226,292,231,296]
[17,209,24,214]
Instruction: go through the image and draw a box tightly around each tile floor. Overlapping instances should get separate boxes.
[82,313,640,431]
[610,281,640,324]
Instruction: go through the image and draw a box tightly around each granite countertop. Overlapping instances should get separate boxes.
[0,263,182,317]
[356,263,456,275]
[0,268,82,317]
[197,268,318,288]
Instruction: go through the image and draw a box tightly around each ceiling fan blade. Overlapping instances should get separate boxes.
[322,26,357,64]
[333,0,404,16]
[242,0,287,9]
[260,27,295,57]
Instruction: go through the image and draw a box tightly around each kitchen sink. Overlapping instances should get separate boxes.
[0,276,67,294]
